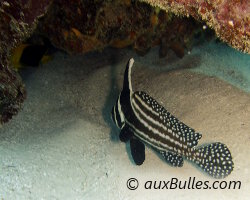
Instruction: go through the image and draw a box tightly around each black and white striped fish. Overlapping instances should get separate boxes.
[111,58,234,178]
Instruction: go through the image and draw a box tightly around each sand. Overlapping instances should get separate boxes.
[0,41,250,199]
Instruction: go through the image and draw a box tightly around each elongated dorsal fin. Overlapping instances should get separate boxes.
[122,58,134,92]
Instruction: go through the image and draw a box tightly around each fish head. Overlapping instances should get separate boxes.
[111,94,125,129]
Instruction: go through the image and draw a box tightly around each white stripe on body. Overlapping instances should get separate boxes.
[131,98,185,150]
[126,120,173,152]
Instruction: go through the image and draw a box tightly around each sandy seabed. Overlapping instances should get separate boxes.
[0,42,250,199]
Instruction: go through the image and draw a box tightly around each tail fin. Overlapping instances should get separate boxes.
[192,142,234,178]
[122,58,134,92]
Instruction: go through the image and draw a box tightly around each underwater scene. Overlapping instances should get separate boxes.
[0,0,249,199]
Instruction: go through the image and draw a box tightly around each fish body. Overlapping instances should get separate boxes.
[111,58,233,178]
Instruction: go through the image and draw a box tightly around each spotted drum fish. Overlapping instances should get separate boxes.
[111,58,234,178]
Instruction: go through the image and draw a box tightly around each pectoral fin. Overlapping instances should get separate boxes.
[130,137,145,165]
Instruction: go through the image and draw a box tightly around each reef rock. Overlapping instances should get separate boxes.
[141,0,250,53]
[0,0,52,124]
[38,0,161,54]
[38,0,203,56]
